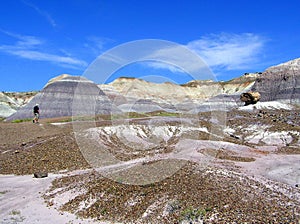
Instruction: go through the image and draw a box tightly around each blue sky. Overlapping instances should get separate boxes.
[0,0,299,91]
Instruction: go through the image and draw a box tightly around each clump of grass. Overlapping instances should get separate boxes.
[110,113,141,120]
[180,206,207,223]
[12,118,32,123]
[146,110,179,117]
[9,209,25,222]
[9,209,21,215]
[49,118,73,123]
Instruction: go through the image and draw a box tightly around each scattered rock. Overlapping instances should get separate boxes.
[33,172,48,178]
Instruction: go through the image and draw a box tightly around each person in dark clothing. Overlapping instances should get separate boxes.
[33,104,40,123]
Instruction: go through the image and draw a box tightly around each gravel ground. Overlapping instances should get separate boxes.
[0,110,300,223]
[44,163,299,223]
[0,121,90,175]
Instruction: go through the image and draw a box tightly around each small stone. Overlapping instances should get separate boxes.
[21,142,26,146]
[33,172,48,178]
[295,184,299,187]
[230,134,239,139]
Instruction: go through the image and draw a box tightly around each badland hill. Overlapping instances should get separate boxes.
[2,58,300,120]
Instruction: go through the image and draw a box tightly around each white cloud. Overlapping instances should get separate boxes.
[84,36,114,55]
[144,61,185,73]
[187,33,266,70]
[142,33,266,78]
[8,50,87,67]
[145,43,213,80]
[148,45,208,73]
[0,30,43,48]
[138,34,265,80]
[0,31,87,68]
[22,0,57,27]
[86,36,106,50]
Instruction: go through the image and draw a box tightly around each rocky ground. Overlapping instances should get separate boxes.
[0,109,300,223]
[0,121,90,175]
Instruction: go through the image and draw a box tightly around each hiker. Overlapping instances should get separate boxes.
[33,104,40,123]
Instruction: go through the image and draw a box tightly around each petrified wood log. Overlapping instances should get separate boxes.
[240,91,261,105]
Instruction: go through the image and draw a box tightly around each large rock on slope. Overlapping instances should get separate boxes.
[252,58,300,104]
[7,74,119,121]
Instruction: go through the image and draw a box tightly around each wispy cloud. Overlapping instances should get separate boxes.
[187,33,266,71]
[92,39,214,81]
[84,36,114,55]
[8,50,87,67]
[0,30,87,68]
[142,33,266,78]
[0,29,43,48]
[22,0,57,27]
[147,45,209,75]
[144,61,184,73]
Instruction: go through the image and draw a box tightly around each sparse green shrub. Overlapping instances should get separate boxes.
[12,118,32,123]
[10,209,21,215]
[180,206,206,223]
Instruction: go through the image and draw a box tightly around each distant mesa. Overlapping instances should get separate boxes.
[6,74,120,121]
